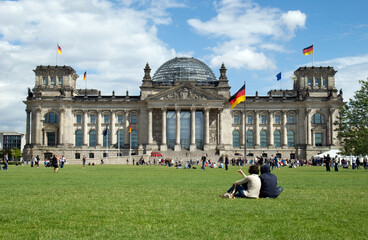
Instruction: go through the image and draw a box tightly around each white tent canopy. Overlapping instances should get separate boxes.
[314,149,343,158]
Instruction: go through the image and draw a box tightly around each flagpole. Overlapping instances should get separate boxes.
[244,81,246,162]
[56,43,58,66]
[118,128,120,164]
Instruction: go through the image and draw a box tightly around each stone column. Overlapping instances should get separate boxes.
[124,111,129,145]
[306,109,311,145]
[58,108,65,145]
[83,110,88,146]
[160,108,167,151]
[34,107,41,145]
[329,109,335,146]
[190,107,196,151]
[111,111,116,146]
[219,108,223,145]
[42,129,46,146]
[147,108,153,145]
[268,111,274,147]
[97,111,102,146]
[204,108,210,145]
[254,111,260,147]
[26,109,31,145]
[282,110,287,147]
[174,107,181,151]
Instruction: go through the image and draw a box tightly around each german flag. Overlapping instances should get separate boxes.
[128,126,132,133]
[57,44,62,55]
[83,71,87,80]
[229,84,245,109]
[303,45,313,56]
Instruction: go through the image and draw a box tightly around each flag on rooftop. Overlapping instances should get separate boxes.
[303,45,313,56]
[276,72,282,81]
[57,44,62,55]
[83,71,87,81]
[229,84,246,109]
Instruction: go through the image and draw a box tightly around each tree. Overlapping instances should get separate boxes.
[335,80,368,156]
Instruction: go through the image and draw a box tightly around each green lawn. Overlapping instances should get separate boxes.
[0,164,367,239]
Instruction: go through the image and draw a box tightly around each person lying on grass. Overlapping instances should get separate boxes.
[220,165,261,199]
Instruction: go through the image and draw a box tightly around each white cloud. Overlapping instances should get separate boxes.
[0,0,185,133]
[187,0,306,70]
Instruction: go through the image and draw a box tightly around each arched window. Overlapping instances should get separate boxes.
[117,130,124,147]
[103,129,111,147]
[312,113,325,124]
[131,130,138,148]
[89,130,97,147]
[274,130,281,147]
[44,112,59,123]
[233,130,240,147]
[246,130,254,147]
[287,130,295,147]
[260,130,267,147]
[75,130,83,147]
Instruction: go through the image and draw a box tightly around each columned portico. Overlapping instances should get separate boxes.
[203,108,210,150]
[282,110,287,147]
[160,108,167,151]
[111,111,116,146]
[190,107,196,151]
[268,111,274,147]
[97,111,102,146]
[83,110,88,146]
[26,109,31,145]
[254,111,260,147]
[174,108,181,151]
[147,108,153,146]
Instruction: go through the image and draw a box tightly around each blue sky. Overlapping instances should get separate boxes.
[0,0,368,133]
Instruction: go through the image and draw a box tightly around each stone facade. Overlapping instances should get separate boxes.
[23,59,343,164]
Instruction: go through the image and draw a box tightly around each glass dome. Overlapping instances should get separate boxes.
[152,57,217,82]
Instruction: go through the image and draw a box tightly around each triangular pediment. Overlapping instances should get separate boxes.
[147,83,224,101]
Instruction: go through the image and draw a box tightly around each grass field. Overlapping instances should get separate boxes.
[0,164,367,240]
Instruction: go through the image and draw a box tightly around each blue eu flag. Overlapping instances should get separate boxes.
[276,72,281,81]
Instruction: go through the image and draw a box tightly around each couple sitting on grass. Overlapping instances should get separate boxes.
[220,165,283,199]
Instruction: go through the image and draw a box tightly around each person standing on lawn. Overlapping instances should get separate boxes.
[51,154,59,173]
[225,155,229,171]
[325,154,331,172]
[201,154,206,170]
[82,155,86,168]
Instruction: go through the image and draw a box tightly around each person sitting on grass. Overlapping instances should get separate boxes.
[219,165,261,199]
[259,165,283,198]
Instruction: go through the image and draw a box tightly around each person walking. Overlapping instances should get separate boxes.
[82,155,86,168]
[225,155,229,171]
[325,154,331,172]
[3,153,9,170]
[334,158,339,172]
[51,154,59,173]
[60,156,65,168]
[201,154,206,170]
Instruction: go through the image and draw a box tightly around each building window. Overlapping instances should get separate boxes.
[180,111,190,150]
[47,132,56,146]
[288,115,295,124]
[89,130,97,147]
[287,130,295,147]
[44,112,59,123]
[118,115,124,124]
[260,130,267,147]
[234,115,240,125]
[89,153,94,158]
[315,77,320,86]
[274,130,281,147]
[90,115,96,124]
[261,115,267,124]
[131,130,138,148]
[76,115,82,124]
[131,115,137,124]
[247,115,253,124]
[307,78,312,86]
[43,77,48,85]
[195,111,204,149]
[166,111,176,149]
[323,78,327,87]
[275,115,281,124]
[312,113,325,124]
[117,130,124,147]
[103,153,108,158]
[104,115,110,124]
[233,130,240,147]
[246,130,254,147]
[75,130,83,147]
[103,129,110,147]
[75,153,80,159]
[59,77,63,85]
[51,77,56,85]
[314,133,323,146]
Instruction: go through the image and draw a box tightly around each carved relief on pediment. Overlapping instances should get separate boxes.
[160,87,207,100]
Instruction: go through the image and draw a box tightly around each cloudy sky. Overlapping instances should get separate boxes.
[1,0,368,133]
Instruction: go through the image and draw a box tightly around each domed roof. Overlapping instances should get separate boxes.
[152,57,217,82]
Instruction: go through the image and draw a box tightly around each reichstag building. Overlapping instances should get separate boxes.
[23,57,343,163]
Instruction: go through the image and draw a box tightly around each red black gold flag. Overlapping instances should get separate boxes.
[229,84,246,109]
[83,71,87,81]
[57,44,62,55]
[303,45,313,55]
